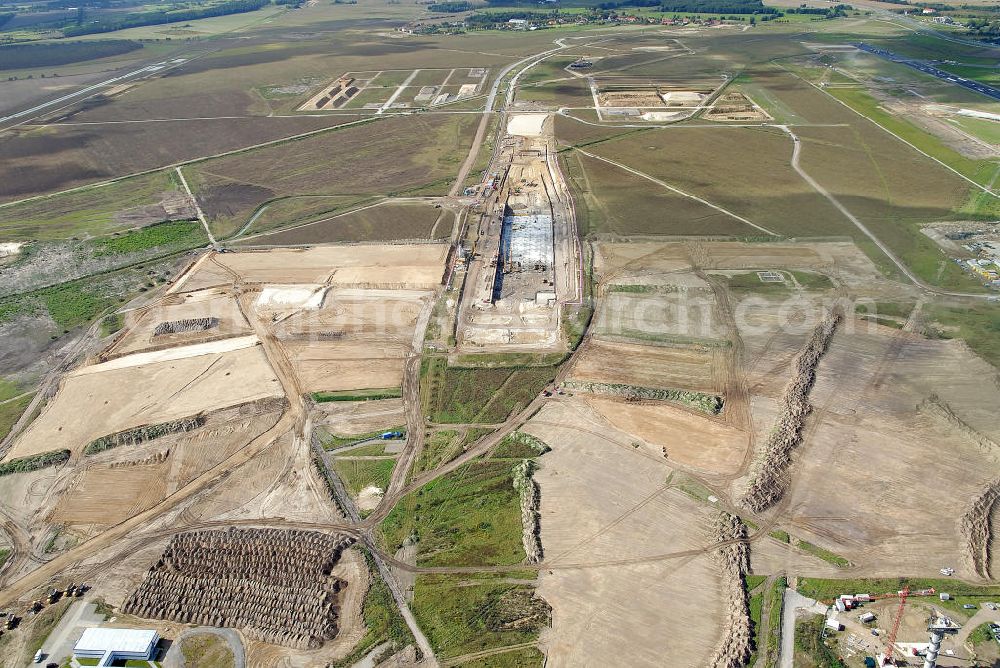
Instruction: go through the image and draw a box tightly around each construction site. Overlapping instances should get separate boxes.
[456,113,580,350]
[591,77,721,122]
[297,68,489,112]
[1,14,1000,668]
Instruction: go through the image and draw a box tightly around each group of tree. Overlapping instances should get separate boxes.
[427,1,473,11]
[61,0,269,36]
[785,3,852,17]
[0,39,142,70]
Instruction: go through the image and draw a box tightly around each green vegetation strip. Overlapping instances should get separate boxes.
[0,449,69,476]
[798,577,1000,602]
[84,416,205,455]
[312,388,402,403]
[321,426,405,450]
[795,540,850,568]
[562,381,723,415]
[0,392,34,442]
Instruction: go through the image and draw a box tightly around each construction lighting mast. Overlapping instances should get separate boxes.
[881,586,910,666]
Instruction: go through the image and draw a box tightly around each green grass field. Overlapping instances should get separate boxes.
[190,114,477,237]
[413,428,493,476]
[331,458,396,497]
[793,614,846,668]
[584,125,852,238]
[0,171,180,240]
[950,116,1000,145]
[923,302,1000,367]
[421,357,555,424]
[411,574,547,659]
[380,460,526,567]
[92,219,206,256]
[825,87,999,188]
[0,392,34,442]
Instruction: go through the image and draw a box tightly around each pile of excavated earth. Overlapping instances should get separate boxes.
[123,528,355,649]
[739,308,842,513]
[962,479,1000,578]
[707,513,752,668]
[513,459,543,564]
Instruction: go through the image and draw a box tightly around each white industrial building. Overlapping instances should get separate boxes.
[73,628,159,666]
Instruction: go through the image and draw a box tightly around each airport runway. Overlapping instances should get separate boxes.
[855,42,1000,101]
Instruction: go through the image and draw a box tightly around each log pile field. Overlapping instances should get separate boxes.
[123,528,355,649]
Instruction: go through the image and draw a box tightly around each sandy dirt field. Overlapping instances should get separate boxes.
[760,327,1000,577]
[111,287,251,356]
[585,396,748,475]
[315,399,405,435]
[507,114,548,137]
[572,338,718,393]
[202,245,448,288]
[593,290,729,343]
[81,335,260,374]
[257,284,327,309]
[7,344,282,459]
[276,289,430,342]
[594,241,883,290]
[524,400,725,667]
[283,340,408,392]
[47,407,286,528]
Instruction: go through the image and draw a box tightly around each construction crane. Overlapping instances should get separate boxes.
[881,585,910,666]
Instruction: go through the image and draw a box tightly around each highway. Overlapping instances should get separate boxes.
[855,42,1000,101]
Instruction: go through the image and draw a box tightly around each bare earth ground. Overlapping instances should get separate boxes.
[763,327,1000,577]
[283,340,409,392]
[315,398,405,435]
[193,245,449,288]
[570,337,719,393]
[524,400,726,667]
[109,286,252,356]
[585,395,748,475]
[8,343,282,459]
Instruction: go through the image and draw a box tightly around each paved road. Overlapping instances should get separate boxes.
[39,600,106,666]
[952,607,1000,646]
[855,42,1000,101]
[779,589,825,668]
[0,60,186,129]
[162,627,246,668]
